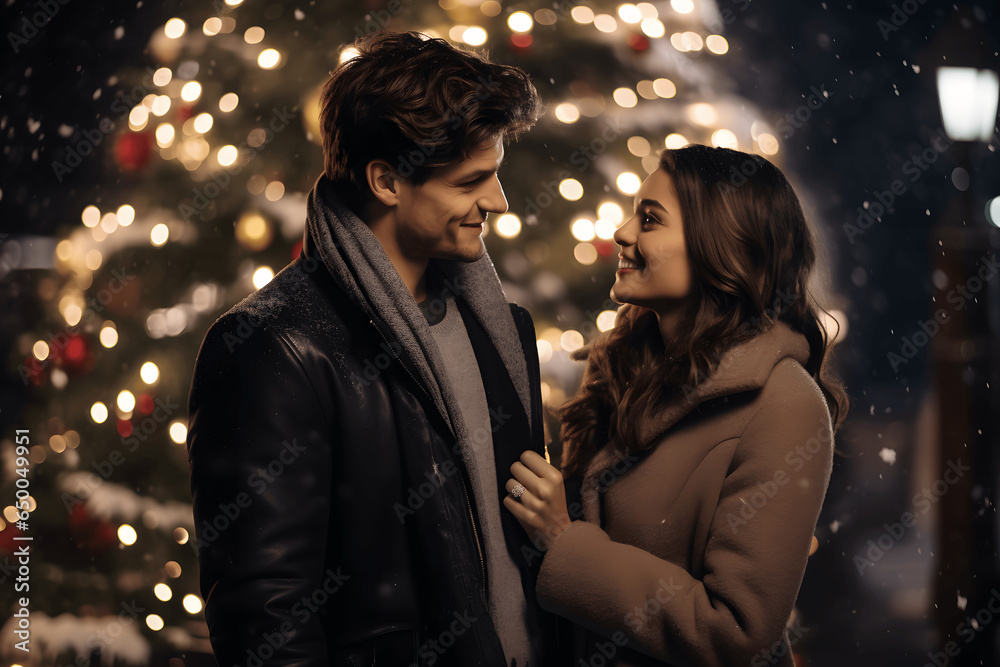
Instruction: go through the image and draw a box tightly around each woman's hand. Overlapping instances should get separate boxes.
[503,450,571,551]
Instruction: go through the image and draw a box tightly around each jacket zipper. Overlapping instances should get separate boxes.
[368,318,488,596]
[461,471,488,593]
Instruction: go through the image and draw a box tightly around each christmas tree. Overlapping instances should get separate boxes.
[1,1,816,665]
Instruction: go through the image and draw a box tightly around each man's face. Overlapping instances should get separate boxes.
[390,135,508,263]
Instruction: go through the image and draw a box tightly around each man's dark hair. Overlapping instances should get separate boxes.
[319,31,540,196]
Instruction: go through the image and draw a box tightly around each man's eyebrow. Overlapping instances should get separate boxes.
[458,157,505,181]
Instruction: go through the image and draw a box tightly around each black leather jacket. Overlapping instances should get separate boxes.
[187,232,567,666]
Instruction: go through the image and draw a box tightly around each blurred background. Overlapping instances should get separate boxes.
[1,0,998,665]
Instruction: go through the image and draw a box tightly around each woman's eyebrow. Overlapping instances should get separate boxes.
[633,197,668,214]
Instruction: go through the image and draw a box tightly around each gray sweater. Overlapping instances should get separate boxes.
[420,288,535,667]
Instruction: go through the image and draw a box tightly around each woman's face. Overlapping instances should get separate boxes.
[611,168,692,310]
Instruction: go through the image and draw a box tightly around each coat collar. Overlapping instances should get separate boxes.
[577,320,811,524]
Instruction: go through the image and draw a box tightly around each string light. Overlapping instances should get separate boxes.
[758,133,780,155]
[571,6,595,23]
[118,524,138,545]
[150,223,169,246]
[252,266,274,289]
[559,178,584,201]
[140,362,160,384]
[508,11,532,33]
[665,133,689,149]
[613,88,638,108]
[155,123,175,148]
[573,243,598,265]
[117,390,136,413]
[627,136,651,156]
[100,324,119,348]
[554,103,581,124]
[81,205,100,227]
[652,78,676,98]
[149,95,170,117]
[203,18,222,36]
[462,27,487,45]
[560,330,585,351]
[339,47,360,64]
[595,219,617,240]
[711,129,739,149]
[688,103,718,126]
[164,19,186,39]
[219,93,239,112]
[597,310,618,332]
[182,595,204,614]
[117,205,135,226]
[640,19,665,38]
[217,145,238,166]
[495,214,522,238]
[706,35,729,54]
[571,218,596,242]
[597,202,624,225]
[32,340,49,361]
[180,81,202,102]
[258,48,281,69]
[193,113,214,133]
[169,422,188,444]
[244,27,265,44]
[617,172,641,195]
[593,14,618,33]
[617,4,641,23]
[152,67,172,86]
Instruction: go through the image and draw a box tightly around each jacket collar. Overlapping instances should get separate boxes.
[578,320,811,524]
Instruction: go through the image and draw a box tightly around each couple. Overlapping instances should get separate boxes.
[186,31,848,667]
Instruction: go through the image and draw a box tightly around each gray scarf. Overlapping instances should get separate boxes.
[303,172,533,456]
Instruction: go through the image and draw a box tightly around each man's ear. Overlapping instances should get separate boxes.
[365,159,400,207]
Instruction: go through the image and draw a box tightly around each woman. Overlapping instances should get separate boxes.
[503,144,849,666]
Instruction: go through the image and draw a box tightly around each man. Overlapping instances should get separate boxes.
[186,31,565,666]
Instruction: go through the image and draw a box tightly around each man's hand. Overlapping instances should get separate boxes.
[503,450,571,551]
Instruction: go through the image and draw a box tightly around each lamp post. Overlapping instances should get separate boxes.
[931,64,999,666]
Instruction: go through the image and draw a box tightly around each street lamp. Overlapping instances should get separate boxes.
[931,61,1000,666]
[936,67,1000,142]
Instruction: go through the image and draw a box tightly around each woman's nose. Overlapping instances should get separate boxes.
[613,214,637,246]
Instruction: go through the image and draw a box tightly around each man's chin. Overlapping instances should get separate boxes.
[434,241,485,263]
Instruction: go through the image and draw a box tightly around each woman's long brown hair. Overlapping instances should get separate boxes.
[557,144,850,480]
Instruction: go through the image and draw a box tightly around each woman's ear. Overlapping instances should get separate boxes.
[365,159,400,207]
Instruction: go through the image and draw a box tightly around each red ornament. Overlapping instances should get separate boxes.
[64,335,87,364]
[510,34,533,49]
[137,393,155,415]
[114,131,153,171]
[594,239,617,257]
[290,240,303,261]
[49,333,90,372]
[117,419,133,437]
[0,521,23,553]
[69,504,118,554]
[176,104,196,123]
[627,33,650,51]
